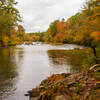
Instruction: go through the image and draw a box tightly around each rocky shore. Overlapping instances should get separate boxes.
[27,64,100,100]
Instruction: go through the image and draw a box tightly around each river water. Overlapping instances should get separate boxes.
[0,43,85,100]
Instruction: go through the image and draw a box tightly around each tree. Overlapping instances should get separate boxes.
[16,25,25,40]
[50,20,58,37]
[0,0,21,39]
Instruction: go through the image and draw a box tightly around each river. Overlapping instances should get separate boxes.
[0,43,85,100]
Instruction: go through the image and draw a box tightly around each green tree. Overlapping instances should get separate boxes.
[50,20,58,37]
[0,0,21,44]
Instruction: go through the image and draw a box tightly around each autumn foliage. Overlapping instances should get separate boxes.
[42,0,100,46]
[0,0,100,46]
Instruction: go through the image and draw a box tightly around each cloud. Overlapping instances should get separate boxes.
[17,0,84,33]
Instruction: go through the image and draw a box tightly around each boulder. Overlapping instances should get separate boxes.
[93,82,100,89]
[61,73,71,78]
[83,92,90,100]
[28,88,40,97]
[55,95,67,100]
[89,64,100,72]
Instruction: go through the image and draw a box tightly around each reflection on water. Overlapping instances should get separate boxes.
[0,47,18,99]
[0,44,85,100]
[47,50,71,74]
[47,50,87,73]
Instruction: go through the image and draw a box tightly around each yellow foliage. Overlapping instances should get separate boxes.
[2,36,9,43]
[11,34,16,40]
[32,35,40,41]
[93,6,100,14]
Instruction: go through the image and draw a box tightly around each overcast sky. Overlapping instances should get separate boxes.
[17,0,84,33]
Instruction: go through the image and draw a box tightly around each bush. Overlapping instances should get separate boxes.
[75,82,82,94]
[74,48,80,50]
[82,56,98,70]
[94,72,100,80]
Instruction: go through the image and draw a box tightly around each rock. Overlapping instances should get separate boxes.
[28,88,40,97]
[37,86,45,92]
[66,80,76,87]
[83,92,90,100]
[93,82,100,89]
[96,69,100,72]
[69,87,76,92]
[28,66,100,100]
[89,64,100,72]
[55,95,67,100]
[40,79,47,85]
[41,94,52,100]
[61,73,71,78]
[24,93,30,96]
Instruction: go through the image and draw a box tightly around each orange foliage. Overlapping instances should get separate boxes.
[91,31,100,41]
[17,25,25,34]
[32,35,40,41]
[54,33,67,42]
[2,36,9,43]
[56,22,64,33]
[11,27,16,34]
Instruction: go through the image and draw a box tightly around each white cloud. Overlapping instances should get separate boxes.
[17,0,84,33]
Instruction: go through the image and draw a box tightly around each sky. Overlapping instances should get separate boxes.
[17,0,84,33]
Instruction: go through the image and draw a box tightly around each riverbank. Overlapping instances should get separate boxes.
[0,41,33,47]
[0,41,24,47]
[28,64,100,100]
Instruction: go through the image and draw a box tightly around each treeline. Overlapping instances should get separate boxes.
[36,0,100,46]
[25,32,44,42]
[1,0,100,46]
[0,0,25,46]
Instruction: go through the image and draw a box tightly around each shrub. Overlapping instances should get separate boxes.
[82,56,98,70]
[75,82,82,94]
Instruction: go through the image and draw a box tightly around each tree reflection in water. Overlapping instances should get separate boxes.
[47,50,88,73]
[0,47,23,99]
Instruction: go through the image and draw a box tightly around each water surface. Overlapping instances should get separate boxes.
[0,43,85,100]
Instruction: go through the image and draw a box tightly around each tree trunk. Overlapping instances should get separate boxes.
[92,47,97,57]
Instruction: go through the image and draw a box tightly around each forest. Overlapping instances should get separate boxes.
[0,0,100,47]
[41,0,100,47]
